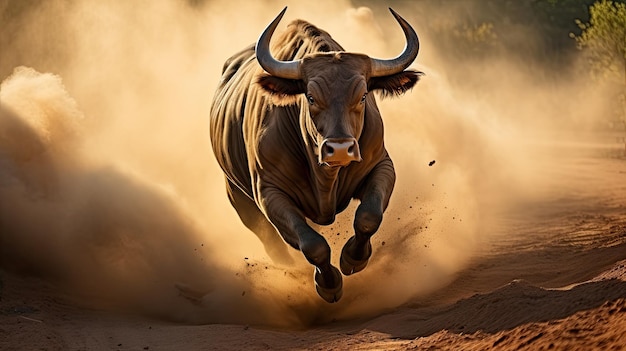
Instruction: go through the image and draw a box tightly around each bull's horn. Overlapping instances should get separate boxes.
[370,8,420,77]
[255,7,302,79]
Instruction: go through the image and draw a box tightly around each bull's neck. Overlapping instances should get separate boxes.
[309,149,343,224]
[300,105,342,222]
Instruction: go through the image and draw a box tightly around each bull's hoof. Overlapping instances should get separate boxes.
[314,266,343,303]
[340,236,372,276]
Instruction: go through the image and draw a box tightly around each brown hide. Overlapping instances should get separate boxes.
[210,20,390,225]
[209,12,419,302]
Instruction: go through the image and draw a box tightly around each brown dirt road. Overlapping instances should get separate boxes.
[2,140,625,351]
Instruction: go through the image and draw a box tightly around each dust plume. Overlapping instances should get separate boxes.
[0,0,615,326]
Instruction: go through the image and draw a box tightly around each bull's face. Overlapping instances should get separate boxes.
[302,53,370,167]
[256,7,422,168]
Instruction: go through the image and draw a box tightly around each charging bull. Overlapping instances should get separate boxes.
[209,7,422,302]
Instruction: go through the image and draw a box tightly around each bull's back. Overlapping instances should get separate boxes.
[209,45,259,196]
[210,21,344,198]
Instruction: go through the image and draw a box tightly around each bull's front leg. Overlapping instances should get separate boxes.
[259,188,343,303]
[341,157,396,275]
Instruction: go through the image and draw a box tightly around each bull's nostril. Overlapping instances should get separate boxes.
[319,138,360,165]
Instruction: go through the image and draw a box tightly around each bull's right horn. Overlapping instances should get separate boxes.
[370,8,420,77]
[255,7,302,79]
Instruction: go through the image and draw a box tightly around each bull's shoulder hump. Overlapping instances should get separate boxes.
[273,20,344,60]
[220,44,256,84]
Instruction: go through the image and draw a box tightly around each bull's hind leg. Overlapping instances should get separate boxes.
[226,179,293,264]
[341,158,396,275]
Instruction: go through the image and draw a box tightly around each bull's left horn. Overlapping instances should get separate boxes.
[370,8,420,77]
[255,7,302,79]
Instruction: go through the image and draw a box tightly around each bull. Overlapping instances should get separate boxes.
[209,7,422,302]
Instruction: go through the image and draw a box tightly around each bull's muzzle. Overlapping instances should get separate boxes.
[319,138,362,167]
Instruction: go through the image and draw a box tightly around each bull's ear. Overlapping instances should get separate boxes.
[257,75,306,106]
[369,70,424,99]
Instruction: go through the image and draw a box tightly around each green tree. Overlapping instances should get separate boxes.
[572,0,626,138]
[572,0,626,84]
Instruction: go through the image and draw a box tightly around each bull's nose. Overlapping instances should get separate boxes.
[319,138,362,167]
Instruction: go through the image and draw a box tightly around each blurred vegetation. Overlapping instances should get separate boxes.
[353,0,625,73]
[354,0,626,135]
[572,0,626,82]
[571,0,626,131]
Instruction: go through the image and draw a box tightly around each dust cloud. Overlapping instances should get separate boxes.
[0,0,612,326]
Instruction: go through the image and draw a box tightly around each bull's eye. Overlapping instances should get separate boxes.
[307,94,315,105]
[360,93,368,104]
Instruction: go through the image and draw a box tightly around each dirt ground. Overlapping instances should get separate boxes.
[1,138,625,351]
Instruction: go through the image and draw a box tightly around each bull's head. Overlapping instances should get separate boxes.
[256,7,421,168]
